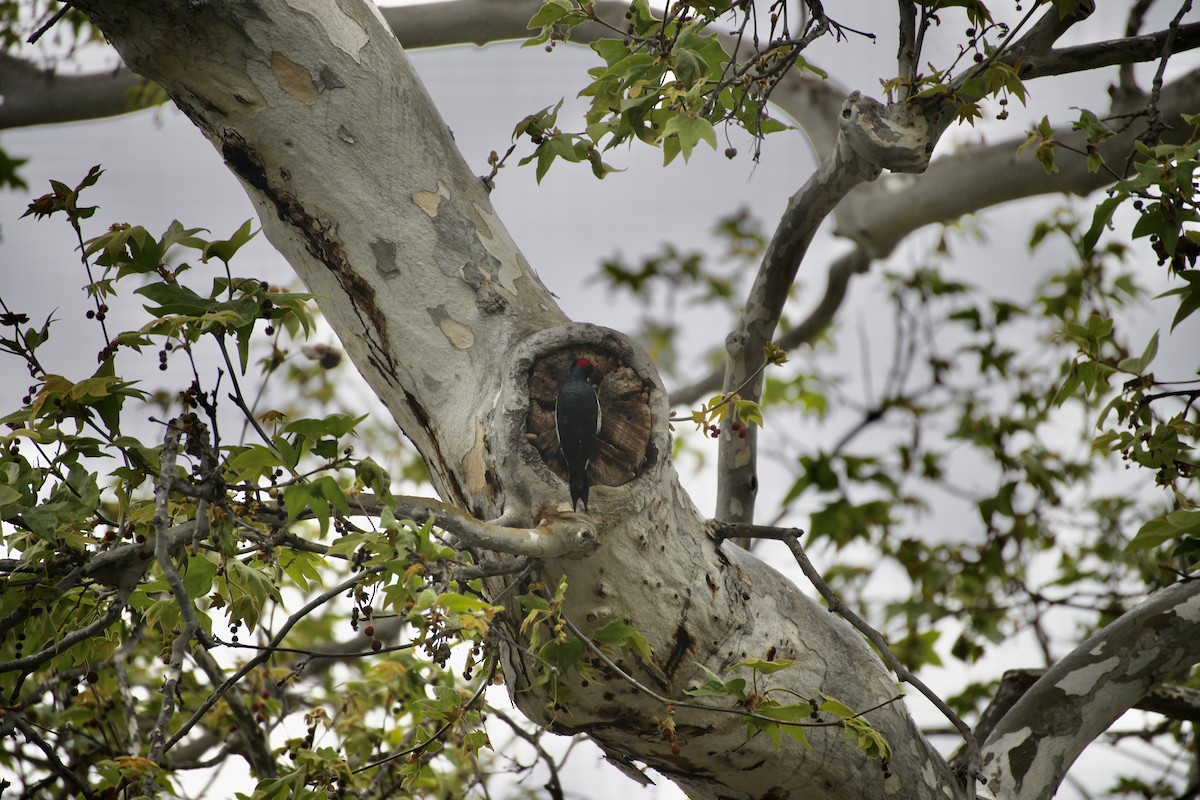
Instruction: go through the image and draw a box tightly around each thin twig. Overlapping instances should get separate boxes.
[27,1,73,45]
[0,586,133,675]
[143,617,195,794]
[216,337,283,456]
[11,714,94,798]
[558,614,900,731]
[143,420,204,792]
[354,657,497,772]
[1143,0,1194,143]
[163,565,386,752]
[152,421,213,647]
[490,710,566,800]
[896,0,918,97]
[716,523,981,798]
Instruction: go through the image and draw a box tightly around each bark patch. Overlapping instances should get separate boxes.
[271,51,318,105]
[1006,735,1040,791]
[220,132,394,374]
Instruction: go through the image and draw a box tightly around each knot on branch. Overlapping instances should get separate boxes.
[536,517,600,557]
[838,91,933,174]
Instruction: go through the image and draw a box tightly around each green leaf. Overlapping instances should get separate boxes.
[593,618,654,662]
[136,282,212,315]
[757,701,815,722]
[672,47,707,89]
[662,115,716,164]
[1082,195,1124,257]
[280,549,324,591]
[203,220,256,264]
[1158,271,1200,331]
[733,657,798,675]
[538,635,586,671]
[283,413,365,440]
[437,593,500,615]
[752,718,783,750]
[527,0,572,29]
[182,552,218,598]
[517,593,551,613]
[1126,510,1200,552]
[1116,331,1158,375]
[0,484,22,509]
[685,662,747,700]
[818,694,855,718]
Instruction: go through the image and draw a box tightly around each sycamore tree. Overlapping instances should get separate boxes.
[2,1,1200,799]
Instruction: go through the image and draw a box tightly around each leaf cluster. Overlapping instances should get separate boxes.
[0,168,503,799]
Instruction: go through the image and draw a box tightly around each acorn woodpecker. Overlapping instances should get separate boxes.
[556,357,601,511]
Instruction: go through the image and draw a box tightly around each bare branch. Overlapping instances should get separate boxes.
[1002,0,1094,61]
[835,66,1200,258]
[669,247,870,408]
[0,585,132,675]
[979,578,1200,798]
[897,0,918,97]
[8,714,94,799]
[143,419,204,792]
[389,495,599,559]
[490,709,567,800]
[143,617,195,794]
[1019,21,1200,80]
[718,91,930,523]
[162,567,385,755]
[0,54,142,130]
[152,421,213,645]
[1143,2,1195,142]
[188,646,277,778]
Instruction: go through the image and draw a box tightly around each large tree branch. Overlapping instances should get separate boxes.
[0,54,143,130]
[972,667,1200,754]
[715,88,943,523]
[7,0,1186,158]
[835,65,1200,257]
[389,495,600,557]
[1018,22,1200,80]
[713,98,877,522]
[979,578,1200,799]
[672,62,1199,414]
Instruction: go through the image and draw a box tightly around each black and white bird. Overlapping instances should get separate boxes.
[555,357,601,511]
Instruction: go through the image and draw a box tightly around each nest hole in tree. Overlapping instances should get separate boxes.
[526,349,654,490]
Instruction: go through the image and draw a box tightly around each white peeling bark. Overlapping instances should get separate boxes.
[69,2,964,798]
[76,0,572,519]
[979,579,1200,800]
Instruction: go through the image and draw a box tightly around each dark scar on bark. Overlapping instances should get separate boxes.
[663,623,695,679]
[220,134,395,375]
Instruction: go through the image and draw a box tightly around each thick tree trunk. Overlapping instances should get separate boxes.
[69,1,966,798]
